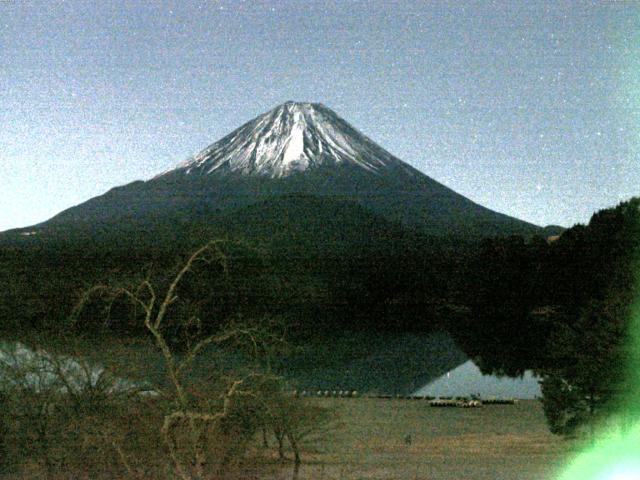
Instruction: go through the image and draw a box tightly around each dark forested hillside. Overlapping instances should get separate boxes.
[450,197,640,379]
[0,194,476,339]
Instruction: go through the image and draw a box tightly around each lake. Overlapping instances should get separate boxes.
[413,360,541,399]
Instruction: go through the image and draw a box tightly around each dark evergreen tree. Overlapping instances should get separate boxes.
[539,298,629,436]
[538,198,640,436]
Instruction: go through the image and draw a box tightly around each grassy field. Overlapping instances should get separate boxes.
[290,397,578,480]
[0,335,579,479]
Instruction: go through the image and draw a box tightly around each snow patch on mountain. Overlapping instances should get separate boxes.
[159,101,412,179]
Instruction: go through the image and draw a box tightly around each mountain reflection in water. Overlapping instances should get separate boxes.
[413,360,541,399]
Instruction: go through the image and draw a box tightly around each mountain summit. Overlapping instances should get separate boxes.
[162,101,411,178]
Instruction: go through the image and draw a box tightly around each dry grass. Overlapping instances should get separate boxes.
[290,397,579,480]
[0,334,579,479]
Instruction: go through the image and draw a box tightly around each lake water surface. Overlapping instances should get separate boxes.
[414,360,541,399]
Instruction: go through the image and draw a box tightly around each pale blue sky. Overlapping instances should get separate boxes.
[1,0,638,231]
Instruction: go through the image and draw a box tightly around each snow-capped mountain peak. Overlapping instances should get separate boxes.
[17,101,541,239]
[163,101,406,178]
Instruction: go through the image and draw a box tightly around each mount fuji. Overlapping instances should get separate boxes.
[1,102,549,393]
[8,101,542,240]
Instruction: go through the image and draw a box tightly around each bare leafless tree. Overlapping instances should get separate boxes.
[69,240,316,480]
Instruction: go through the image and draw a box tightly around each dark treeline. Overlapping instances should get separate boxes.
[452,197,639,375]
[450,197,640,435]
[0,236,473,341]
[0,195,476,342]
[1,196,638,432]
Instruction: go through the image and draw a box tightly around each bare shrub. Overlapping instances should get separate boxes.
[0,339,150,478]
[0,241,332,479]
[69,240,332,479]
